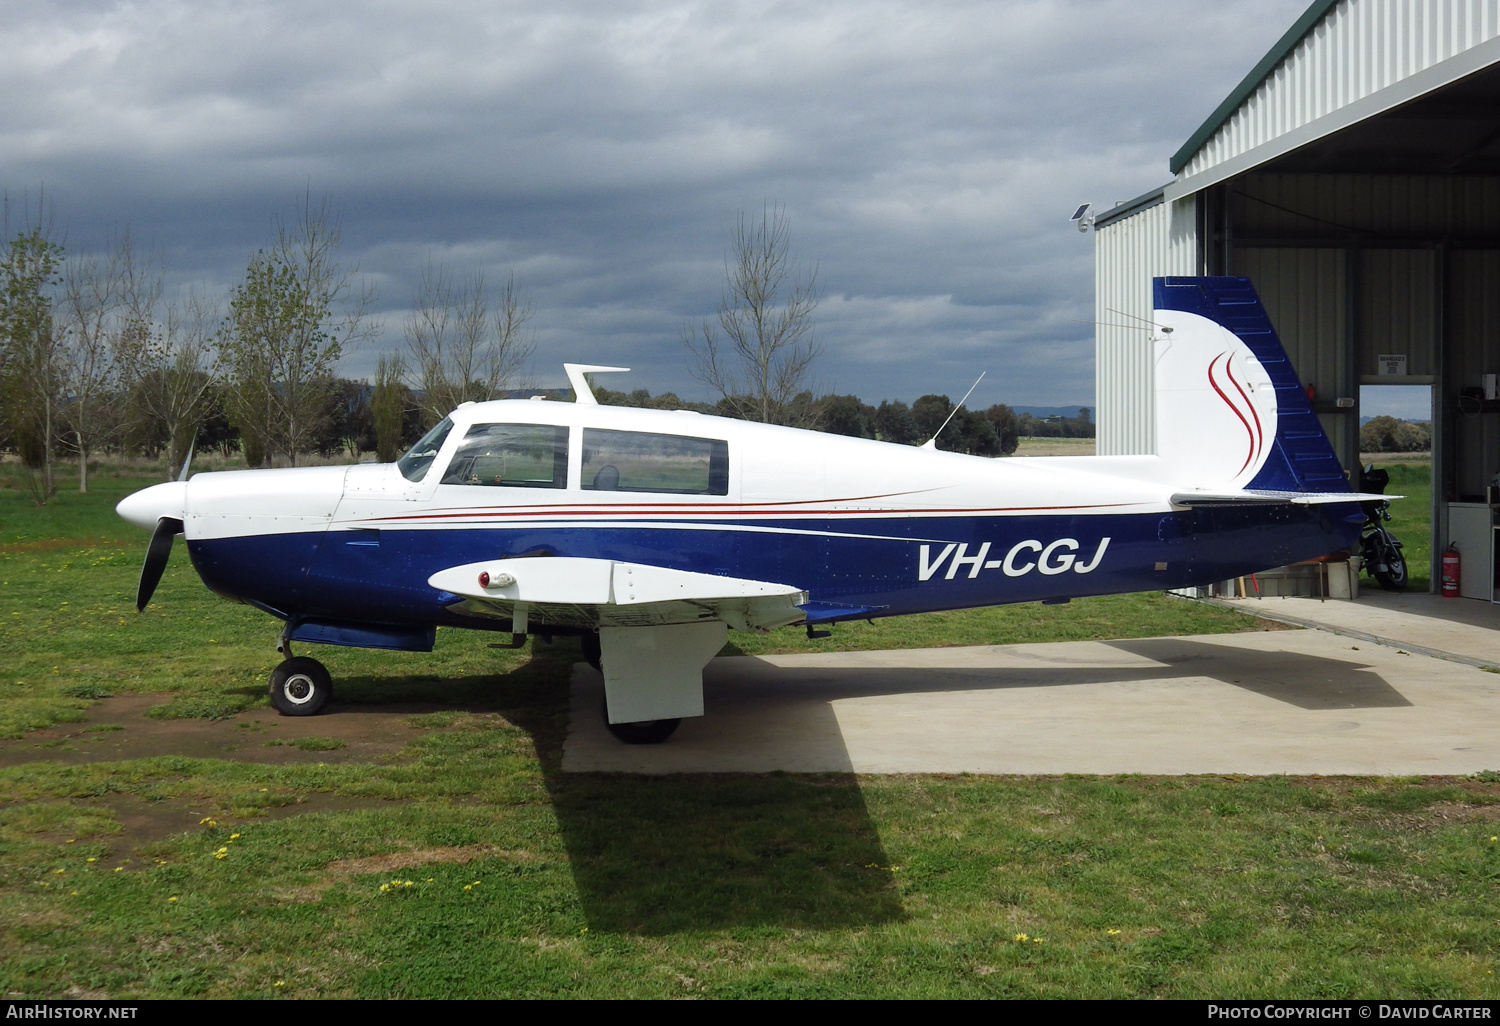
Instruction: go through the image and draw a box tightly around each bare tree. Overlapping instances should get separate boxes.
[220,197,377,466]
[684,204,821,426]
[403,260,534,427]
[125,287,221,478]
[0,204,65,504]
[58,231,163,492]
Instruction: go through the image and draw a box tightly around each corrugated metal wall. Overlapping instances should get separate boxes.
[1182,0,1500,181]
[1093,196,1198,455]
[1358,248,1438,379]
[1234,247,1358,465]
[1445,249,1500,496]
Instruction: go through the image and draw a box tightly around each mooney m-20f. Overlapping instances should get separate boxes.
[118,277,1373,743]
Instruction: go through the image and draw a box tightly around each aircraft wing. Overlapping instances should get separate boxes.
[1170,489,1399,508]
[427,557,809,633]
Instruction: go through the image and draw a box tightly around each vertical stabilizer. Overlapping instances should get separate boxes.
[1154,276,1346,495]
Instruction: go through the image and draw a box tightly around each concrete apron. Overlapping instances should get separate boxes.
[563,630,1500,775]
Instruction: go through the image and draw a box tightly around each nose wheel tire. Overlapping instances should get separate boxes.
[269,657,332,716]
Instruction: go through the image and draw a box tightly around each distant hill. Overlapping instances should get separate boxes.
[1012,406,1093,420]
[1360,415,1430,426]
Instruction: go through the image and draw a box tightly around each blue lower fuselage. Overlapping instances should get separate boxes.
[186,502,1363,641]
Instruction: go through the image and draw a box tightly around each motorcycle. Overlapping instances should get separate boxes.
[1358,465,1407,591]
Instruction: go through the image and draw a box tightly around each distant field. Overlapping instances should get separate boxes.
[1013,436,1095,457]
[1358,450,1433,463]
[0,460,1495,1000]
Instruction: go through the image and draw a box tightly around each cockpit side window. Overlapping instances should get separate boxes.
[581,428,728,495]
[440,424,569,488]
[396,417,454,482]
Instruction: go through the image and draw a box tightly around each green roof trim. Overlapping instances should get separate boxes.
[1169,0,1343,175]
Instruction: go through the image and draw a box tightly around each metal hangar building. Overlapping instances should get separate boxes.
[1092,0,1500,593]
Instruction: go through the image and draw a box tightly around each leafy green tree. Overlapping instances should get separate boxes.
[819,394,875,438]
[958,410,1001,456]
[983,403,1020,455]
[372,353,409,463]
[220,199,375,466]
[1359,415,1401,453]
[874,399,917,444]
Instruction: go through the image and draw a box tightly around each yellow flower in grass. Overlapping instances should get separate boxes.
[1013,933,1027,942]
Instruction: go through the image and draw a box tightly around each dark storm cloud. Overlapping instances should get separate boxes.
[3,0,1309,406]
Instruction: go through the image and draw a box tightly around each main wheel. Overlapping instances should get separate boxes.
[604,717,682,745]
[268,657,332,716]
[600,695,679,744]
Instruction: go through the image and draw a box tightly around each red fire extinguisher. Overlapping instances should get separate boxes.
[1441,544,1461,598]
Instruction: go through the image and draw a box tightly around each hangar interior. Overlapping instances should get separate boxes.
[1093,0,1500,597]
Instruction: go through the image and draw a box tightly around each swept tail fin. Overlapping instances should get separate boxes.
[1153,276,1348,496]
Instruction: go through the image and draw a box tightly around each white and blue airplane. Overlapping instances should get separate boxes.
[117,277,1371,743]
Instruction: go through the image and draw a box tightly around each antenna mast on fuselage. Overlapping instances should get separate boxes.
[920,371,986,450]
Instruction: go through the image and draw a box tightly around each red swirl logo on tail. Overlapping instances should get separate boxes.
[1206,352,1264,477]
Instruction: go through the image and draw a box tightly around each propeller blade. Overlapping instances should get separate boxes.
[136,517,184,612]
[176,440,195,482]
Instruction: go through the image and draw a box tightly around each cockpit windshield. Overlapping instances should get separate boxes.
[397,417,454,482]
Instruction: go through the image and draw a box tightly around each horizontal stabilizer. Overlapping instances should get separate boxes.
[1171,489,1399,508]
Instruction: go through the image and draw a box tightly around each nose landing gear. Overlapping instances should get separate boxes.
[268,656,332,716]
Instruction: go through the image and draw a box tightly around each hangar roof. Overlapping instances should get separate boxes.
[1164,0,1500,200]
[1169,0,1339,175]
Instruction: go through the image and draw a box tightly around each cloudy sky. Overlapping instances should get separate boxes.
[6,0,1315,410]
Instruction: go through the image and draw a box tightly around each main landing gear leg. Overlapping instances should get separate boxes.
[594,622,727,746]
[268,628,332,716]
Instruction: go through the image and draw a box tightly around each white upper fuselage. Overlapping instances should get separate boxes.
[115,401,1180,541]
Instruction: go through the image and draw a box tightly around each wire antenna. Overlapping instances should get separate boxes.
[921,372,985,450]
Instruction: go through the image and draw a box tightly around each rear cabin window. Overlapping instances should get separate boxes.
[581,428,728,495]
[441,424,569,488]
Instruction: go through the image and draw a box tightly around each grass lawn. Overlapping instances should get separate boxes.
[1372,462,1433,592]
[0,462,1495,999]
